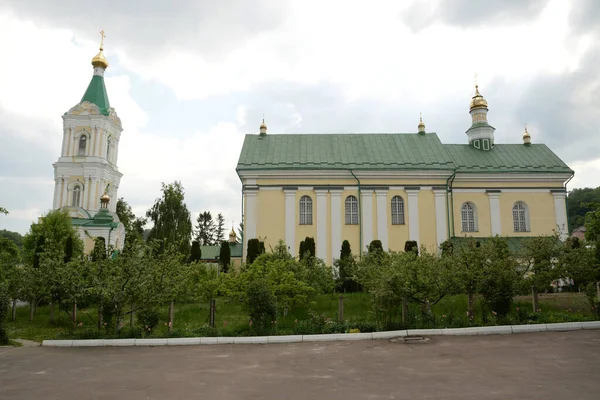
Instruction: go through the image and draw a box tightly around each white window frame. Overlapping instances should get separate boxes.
[78,135,87,156]
[391,195,405,225]
[299,195,312,225]
[512,201,530,232]
[345,195,358,225]
[461,202,478,232]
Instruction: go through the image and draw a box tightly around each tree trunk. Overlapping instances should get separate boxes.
[49,303,55,324]
[467,292,475,322]
[98,298,103,330]
[402,298,409,324]
[72,302,77,325]
[209,299,216,328]
[338,295,344,322]
[29,298,35,322]
[130,302,134,335]
[12,299,17,321]
[596,281,600,303]
[168,300,175,335]
[532,287,539,313]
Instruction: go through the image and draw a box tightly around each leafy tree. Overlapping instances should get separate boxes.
[117,197,146,250]
[195,211,216,245]
[567,187,600,232]
[404,240,419,255]
[454,238,487,320]
[247,238,261,264]
[146,181,192,255]
[0,230,23,249]
[0,206,7,215]
[92,237,107,261]
[0,286,9,344]
[219,241,231,273]
[215,213,225,244]
[189,240,202,263]
[237,222,244,245]
[335,240,361,293]
[246,279,277,334]
[521,234,563,313]
[584,202,600,242]
[440,240,453,256]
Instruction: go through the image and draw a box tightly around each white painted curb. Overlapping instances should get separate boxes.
[41,321,600,347]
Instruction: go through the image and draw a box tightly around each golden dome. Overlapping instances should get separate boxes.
[469,85,488,111]
[260,118,267,129]
[100,192,110,202]
[92,48,109,69]
[418,117,425,129]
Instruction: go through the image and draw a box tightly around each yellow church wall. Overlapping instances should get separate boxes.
[256,190,285,252]
[418,190,438,253]
[451,192,492,237]
[387,189,409,251]
[499,192,557,236]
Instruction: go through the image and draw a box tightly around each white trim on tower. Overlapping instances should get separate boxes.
[316,190,328,261]
[552,191,568,240]
[330,190,342,263]
[407,189,420,243]
[284,189,297,256]
[375,189,388,251]
[433,189,447,246]
[487,191,502,236]
[361,190,374,250]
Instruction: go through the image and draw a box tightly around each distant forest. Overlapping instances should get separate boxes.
[567,186,600,232]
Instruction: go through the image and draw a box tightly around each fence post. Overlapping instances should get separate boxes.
[338,294,344,321]
[209,299,216,328]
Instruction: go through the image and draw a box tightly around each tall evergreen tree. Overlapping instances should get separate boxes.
[340,240,351,260]
[189,240,202,263]
[299,241,305,260]
[215,213,225,244]
[195,211,216,245]
[247,238,261,264]
[219,241,231,273]
[237,222,244,244]
[303,237,316,259]
[146,181,192,255]
[117,197,146,249]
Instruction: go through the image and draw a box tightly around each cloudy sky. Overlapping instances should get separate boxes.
[1,0,599,235]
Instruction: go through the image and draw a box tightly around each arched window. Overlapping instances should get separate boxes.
[461,202,477,232]
[299,195,312,225]
[391,195,405,225]
[513,201,529,232]
[72,186,81,207]
[78,136,87,156]
[345,195,358,225]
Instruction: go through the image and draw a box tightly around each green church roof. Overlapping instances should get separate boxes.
[236,133,572,174]
[200,243,243,260]
[80,75,110,116]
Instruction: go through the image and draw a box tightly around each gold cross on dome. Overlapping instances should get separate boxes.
[99,30,106,49]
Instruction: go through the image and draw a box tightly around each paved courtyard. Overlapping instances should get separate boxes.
[1,330,599,399]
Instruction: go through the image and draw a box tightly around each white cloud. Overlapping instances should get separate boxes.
[568,158,600,190]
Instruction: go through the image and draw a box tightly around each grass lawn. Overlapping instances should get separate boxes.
[6,292,597,342]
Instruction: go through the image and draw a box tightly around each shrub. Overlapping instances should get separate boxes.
[404,240,418,255]
[246,279,276,334]
[368,240,383,253]
[247,238,261,264]
[137,308,160,333]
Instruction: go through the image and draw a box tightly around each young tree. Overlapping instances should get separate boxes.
[195,211,216,245]
[404,240,419,255]
[455,238,486,320]
[368,240,383,253]
[215,213,225,244]
[219,240,231,273]
[335,240,360,293]
[340,240,352,260]
[298,241,305,260]
[146,181,192,255]
[117,197,147,249]
[189,240,202,263]
[303,237,316,259]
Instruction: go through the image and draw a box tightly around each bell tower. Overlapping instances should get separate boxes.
[465,83,495,150]
[52,31,123,217]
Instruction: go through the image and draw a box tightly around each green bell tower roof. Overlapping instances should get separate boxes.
[81,75,110,116]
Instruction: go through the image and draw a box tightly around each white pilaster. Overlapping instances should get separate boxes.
[361,190,374,251]
[61,128,69,156]
[434,189,447,246]
[52,179,60,209]
[61,179,68,208]
[375,190,388,251]
[407,190,420,243]
[330,190,342,262]
[552,192,568,240]
[284,189,297,257]
[85,177,93,210]
[316,190,328,262]
[244,190,258,256]
[487,191,502,236]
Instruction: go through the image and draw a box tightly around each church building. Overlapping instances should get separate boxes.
[52,33,125,253]
[236,86,574,264]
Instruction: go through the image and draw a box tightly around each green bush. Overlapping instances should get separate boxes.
[137,308,160,334]
[246,279,276,334]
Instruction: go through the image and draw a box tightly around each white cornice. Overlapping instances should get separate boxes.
[238,169,453,180]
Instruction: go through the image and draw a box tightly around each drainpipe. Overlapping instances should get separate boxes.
[445,171,456,241]
[448,172,457,238]
[349,170,363,257]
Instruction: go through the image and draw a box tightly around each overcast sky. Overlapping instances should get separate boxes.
[1,0,599,235]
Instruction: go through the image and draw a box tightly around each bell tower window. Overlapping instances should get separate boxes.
[78,136,87,156]
[72,186,81,207]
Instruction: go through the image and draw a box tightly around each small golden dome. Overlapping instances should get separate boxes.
[260,118,267,129]
[418,118,425,129]
[100,192,110,202]
[92,48,109,69]
[469,85,488,111]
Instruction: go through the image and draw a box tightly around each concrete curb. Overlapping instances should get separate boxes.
[41,321,600,347]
